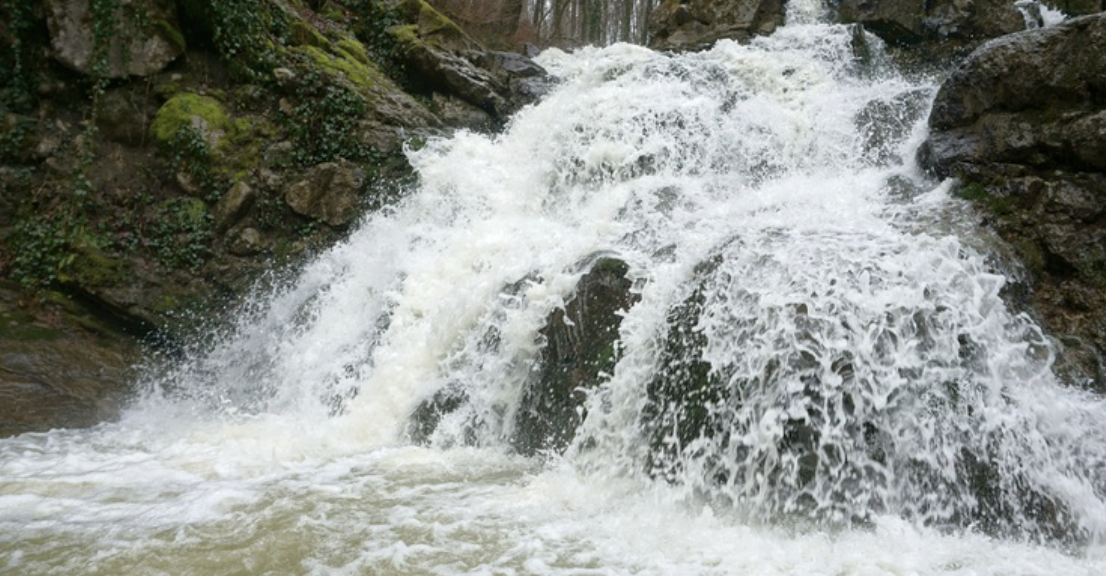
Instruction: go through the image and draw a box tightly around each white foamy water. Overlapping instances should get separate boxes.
[3,22,1106,576]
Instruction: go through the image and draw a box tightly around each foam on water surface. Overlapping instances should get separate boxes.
[2,19,1105,576]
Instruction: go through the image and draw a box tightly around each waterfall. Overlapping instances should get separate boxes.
[2,18,1106,576]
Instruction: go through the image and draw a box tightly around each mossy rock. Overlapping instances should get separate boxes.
[150,92,239,149]
[392,0,478,51]
[0,308,62,342]
[293,44,390,98]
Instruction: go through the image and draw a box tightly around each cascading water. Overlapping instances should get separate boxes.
[3,14,1106,576]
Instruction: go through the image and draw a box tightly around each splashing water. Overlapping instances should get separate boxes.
[3,22,1106,576]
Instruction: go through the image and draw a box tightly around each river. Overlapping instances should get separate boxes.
[2,15,1105,576]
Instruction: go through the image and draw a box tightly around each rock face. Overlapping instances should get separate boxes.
[648,0,785,51]
[389,0,549,120]
[0,0,559,437]
[512,257,639,455]
[920,13,1106,386]
[45,0,184,78]
[837,0,1025,46]
[0,283,138,437]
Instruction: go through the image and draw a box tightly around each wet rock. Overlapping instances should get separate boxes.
[0,283,139,437]
[641,239,1080,538]
[45,0,184,78]
[284,160,367,227]
[648,0,785,51]
[431,93,495,131]
[854,88,931,166]
[837,0,1025,47]
[512,256,639,456]
[920,13,1106,386]
[388,0,547,120]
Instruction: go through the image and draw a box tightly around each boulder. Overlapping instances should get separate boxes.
[407,256,640,454]
[213,181,257,232]
[648,0,785,51]
[387,0,547,120]
[45,0,184,78]
[837,0,1025,47]
[920,13,1106,385]
[512,256,639,455]
[641,237,1078,537]
[284,160,368,227]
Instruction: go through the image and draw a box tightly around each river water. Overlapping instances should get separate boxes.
[3,16,1106,576]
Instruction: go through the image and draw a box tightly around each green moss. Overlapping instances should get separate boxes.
[290,20,328,47]
[154,80,182,99]
[0,309,60,342]
[294,44,388,97]
[336,38,371,66]
[150,93,236,148]
[414,0,464,38]
[58,246,128,287]
[153,19,186,52]
[389,24,419,45]
[956,181,1017,215]
[1012,240,1047,275]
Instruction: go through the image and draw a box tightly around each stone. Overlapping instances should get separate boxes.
[920,13,1106,387]
[272,67,297,86]
[648,0,785,51]
[149,93,236,150]
[213,181,257,232]
[284,160,367,227]
[227,227,265,257]
[388,0,548,120]
[837,0,1025,47]
[512,256,639,456]
[45,0,184,78]
[431,93,495,131]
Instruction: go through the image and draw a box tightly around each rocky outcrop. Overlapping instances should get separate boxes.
[45,0,184,78]
[388,0,548,121]
[1,0,556,437]
[837,0,1025,47]
[648,0,785,51]
[0,282,139,436]
[920,13,1106,386]
[407,257,639,454]
[512,257,639,455]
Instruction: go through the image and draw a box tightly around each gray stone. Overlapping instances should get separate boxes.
[837,0,1025,46]
[388,0,548,120]
[284,160,367,227]
[45,0,184,78]
[213,181,257,232]
[921,13,1106,388]
[431,93,495,131]
[227,227,265,256]
[648,0,785,51]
